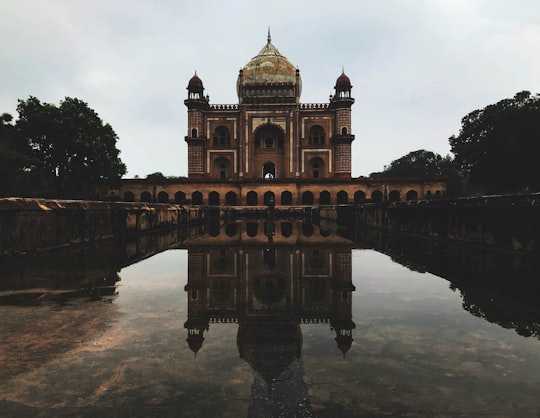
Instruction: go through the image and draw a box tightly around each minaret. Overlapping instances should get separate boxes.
[184,72,209,178]
[330,70,355,178]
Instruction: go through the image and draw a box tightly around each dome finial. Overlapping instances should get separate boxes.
[342,65,345,74]
[267,27,271,44]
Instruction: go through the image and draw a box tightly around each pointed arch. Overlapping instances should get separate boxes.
[337,190,348,204]
[281,191,292,205]
[157,191,169,203]
[212,125,231,146]
[253,123,285,149]
[225,191,237,205]
[308,157,325,179]
[209,191,220,206]
[246,191,258,206]
[389,190,400,202]
[175,191,186,204]
[406,190,418,201]
[371,190,383,203]
[192,191,203,205]
[123,191,135,202]
[319,190,331,205]
[308,125,325,145]
[263,191,275,205]
[141,191,152,202]
[354,190,366,204]
[302,191,314,205]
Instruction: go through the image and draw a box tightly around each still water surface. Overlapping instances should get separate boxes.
[1,222,539,417]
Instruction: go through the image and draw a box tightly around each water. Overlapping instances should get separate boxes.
[1,221,539,417]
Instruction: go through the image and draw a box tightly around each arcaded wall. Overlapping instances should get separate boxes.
[0,198,207,254]
[320,194,540,253]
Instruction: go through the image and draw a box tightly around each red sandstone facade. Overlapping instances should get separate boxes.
[107,34,446,205]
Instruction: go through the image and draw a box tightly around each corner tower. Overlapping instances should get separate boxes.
[329,71,355,178]
[184,72,209,177]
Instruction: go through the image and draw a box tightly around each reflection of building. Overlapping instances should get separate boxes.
[183,220,355,416]
[111,33,446,204]
[183,221,356,360]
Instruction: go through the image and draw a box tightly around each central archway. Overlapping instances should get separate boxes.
[263,162,276,179]
[254,124,284,150]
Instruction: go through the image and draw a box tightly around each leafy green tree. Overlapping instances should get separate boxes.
[449,91,540,194]
[14,96,126,198]
[370,149,465,197]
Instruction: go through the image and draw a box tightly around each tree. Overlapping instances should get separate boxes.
[0,113,36,197]
[370,149,449,177]
[13,96,126,198]
[449,91,540,194]
[371,149,465,197]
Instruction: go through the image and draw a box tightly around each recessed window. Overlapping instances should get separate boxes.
[213,126,231,147]
[254,124,284,149]
[309,125,325,145]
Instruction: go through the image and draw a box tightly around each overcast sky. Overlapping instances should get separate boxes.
[1,0,539,177]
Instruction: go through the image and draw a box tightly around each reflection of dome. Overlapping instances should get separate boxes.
[237,322,302,383]
[253,273,286,306]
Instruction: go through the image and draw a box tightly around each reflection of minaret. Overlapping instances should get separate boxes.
[248,358,312,418]
[331,251,356,354]
[182,220,355,414]
[184,251,210,355]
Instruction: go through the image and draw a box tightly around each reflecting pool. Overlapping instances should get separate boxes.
[0,220,539,417]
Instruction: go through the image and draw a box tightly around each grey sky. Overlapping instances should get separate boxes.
[1,0,539,177]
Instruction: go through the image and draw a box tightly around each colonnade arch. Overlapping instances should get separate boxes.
[302,191,314,205]
[209,191,220,206]
[157,191,169,203]
[263,191,275,205]
[354,190,366,204]
[175,191,186,204]
[247,191,258,206]
[192,191,203,205]
[225,191,237,205]
[319,190,331,205]
[406,190,418,201]
[337,190,348,204]
[281,191,292,205]
[119,186,441,205]
[141,191,152,202]
[389,190,400,202]
[124,191,135,202]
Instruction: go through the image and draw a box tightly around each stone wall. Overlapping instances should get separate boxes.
[0,198,207,255]
[319,193,540,253]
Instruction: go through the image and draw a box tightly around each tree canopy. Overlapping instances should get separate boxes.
[370,149,452,178]
[449,91,540,194]
[0,96,126,198]
[370,149,464,197]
